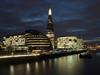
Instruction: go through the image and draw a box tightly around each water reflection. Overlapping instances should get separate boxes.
[35,61,38,74]
[63,56,66,61]
[54,58,58,69]
[43,60,45,70]
[54,58,57,62]
[58,57,61,61]
[57,55,84,75]
[26,63,30,75]
[54,58,57,66]
[49,59,51,68]
[10,65,14,75]
[1,52,100,75]
[67,55,73,63]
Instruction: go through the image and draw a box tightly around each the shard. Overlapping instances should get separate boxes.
[46,8,55,49]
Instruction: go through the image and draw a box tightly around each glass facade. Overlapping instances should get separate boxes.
[2,30,52,53]
[57,36,83,49]
[25,30,52,53]
[3,34,28,52]
[46,8,55,49]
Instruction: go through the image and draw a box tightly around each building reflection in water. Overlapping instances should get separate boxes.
[63,56,66,62]
[54,58,58,65]
[49,59,51,69]
[67,56,73,63]
[26,63,30,75]
[54,58,57,63]
[58,55,84,75]
[59,57,61,60]
[54,58,58,69]
[42,60,45,73]
[35,61,39,74]
[10,65,14,75]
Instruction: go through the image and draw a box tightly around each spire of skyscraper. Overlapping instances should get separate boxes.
[46,8,55,49]
[46,8,54,34]
[48,8,52,15]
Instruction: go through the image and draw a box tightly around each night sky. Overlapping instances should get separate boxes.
[0,0,100,45]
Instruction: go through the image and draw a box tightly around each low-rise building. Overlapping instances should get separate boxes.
[2,30,52,53]
[3,34,28,52]
[57,36,83,50]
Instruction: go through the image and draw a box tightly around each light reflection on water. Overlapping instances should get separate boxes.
[58,55,85,75]
[1,52,100,75]
[10,65,14,75]
[35,61,38,75]
[26,63,30,75]
[43,60,45,70]
[42,60,45,74]
[49,59,51,69]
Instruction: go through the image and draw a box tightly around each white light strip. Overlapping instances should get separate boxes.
[0,56,12,58]
[0,54,40,59]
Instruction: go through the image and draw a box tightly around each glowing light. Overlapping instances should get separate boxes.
[57,36,83,49]
[49,59,51,69]
[43,60,45,66]
[43,60,45,70]
[0,54,40,59]
[57,43,60,44]
[10,65,14,75]
[10,65,14,72]
[0,56,12,58]
[49,8,52,15]
[30,30,33,32]
[35,62,39,74]
[26,63,30,75]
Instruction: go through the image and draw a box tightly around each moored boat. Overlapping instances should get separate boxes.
[79,54,92,58]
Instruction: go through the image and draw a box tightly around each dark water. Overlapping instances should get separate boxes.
[0,52,100,75]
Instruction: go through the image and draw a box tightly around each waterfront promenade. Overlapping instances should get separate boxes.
[1,50,99,75]
[0,50,87,65]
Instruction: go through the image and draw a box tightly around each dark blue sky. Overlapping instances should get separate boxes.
[0,0,100,45]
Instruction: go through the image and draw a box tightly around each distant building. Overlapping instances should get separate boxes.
[3,30,52,53]
[57,36,83,49]
[46,8,55,49]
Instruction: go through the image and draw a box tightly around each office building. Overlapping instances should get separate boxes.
[57,36,83,49]
[25,30,52,53]
[46,8,55,49]
[3,34,28,52]
[3,30,52,53]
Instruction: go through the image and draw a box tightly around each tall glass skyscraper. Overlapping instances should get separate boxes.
[46,8,55,49]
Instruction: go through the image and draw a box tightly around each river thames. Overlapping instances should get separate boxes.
[0,52,100,75]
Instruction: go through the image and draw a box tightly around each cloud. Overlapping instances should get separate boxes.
[1,16,20,24]
[0,0,100,46]
[67,29,87,32]
[83,40,100,42]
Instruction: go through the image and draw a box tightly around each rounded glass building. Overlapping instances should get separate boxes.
[25,30,52,53]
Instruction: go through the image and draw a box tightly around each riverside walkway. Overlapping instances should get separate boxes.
[0,49,87,59]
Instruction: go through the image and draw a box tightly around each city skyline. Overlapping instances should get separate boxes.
[0,0,100,45]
